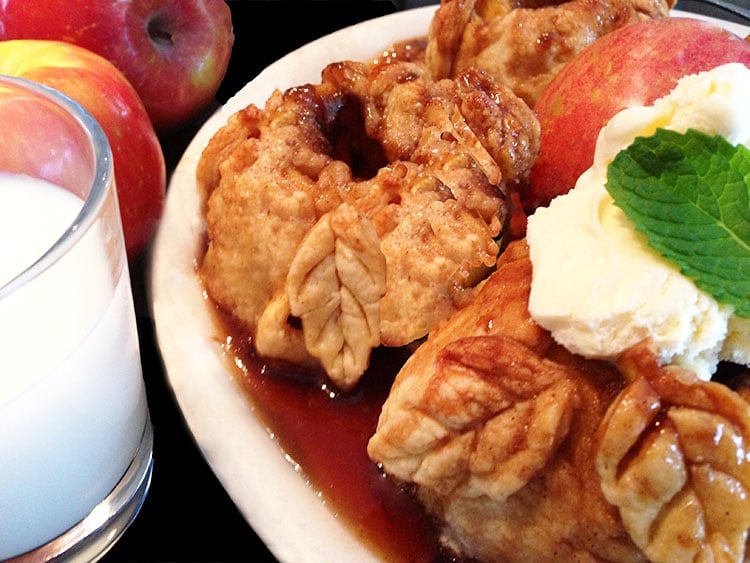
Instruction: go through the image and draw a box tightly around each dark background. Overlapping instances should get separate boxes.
[105,0,746,561]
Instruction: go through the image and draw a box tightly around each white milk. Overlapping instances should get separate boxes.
[0,173,147,558]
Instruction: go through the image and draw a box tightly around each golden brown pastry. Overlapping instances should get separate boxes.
[197,57,539,390]
[598,342,750,562]
[425,0,676,107]
[368,240,750,562]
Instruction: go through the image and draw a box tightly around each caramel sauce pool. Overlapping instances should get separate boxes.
[213,308,456,563]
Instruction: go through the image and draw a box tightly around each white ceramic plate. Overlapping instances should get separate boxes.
[149,7,749,562]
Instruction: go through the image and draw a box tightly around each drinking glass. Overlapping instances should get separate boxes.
[0,75,153,560]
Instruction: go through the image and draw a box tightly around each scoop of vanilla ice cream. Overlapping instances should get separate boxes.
[527,62,750,380]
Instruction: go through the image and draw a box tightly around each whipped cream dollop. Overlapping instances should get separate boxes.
[526,62,750,380]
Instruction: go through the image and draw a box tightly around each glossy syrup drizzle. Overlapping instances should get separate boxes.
[216,308,456,563]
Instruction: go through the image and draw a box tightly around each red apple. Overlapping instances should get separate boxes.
[527,16,750,210]
[0,92,100,198]
[0,39,167,260]
[0,0,234,131]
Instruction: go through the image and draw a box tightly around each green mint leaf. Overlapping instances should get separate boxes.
[606,128,750,318]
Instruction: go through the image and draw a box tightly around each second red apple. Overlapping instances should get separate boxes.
[0,0,235,131]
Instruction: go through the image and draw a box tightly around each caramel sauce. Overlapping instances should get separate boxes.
[215,308,457,563]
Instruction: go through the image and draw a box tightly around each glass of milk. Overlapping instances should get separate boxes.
[0,76,153,560]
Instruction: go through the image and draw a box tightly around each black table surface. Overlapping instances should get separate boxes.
[103,1,747,561]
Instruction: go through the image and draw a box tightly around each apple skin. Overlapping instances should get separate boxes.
[527,17,750,211]
[0,94,100,199]
[0,39,167,260]
[0,0,234,131]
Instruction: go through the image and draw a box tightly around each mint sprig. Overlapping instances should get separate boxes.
[606,128,750,318]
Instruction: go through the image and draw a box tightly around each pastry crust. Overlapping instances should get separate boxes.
[197,58,539,389]
[426,0,676,107]
[368,241,750,561]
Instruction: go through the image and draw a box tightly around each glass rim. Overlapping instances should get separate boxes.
[0,74,114,299]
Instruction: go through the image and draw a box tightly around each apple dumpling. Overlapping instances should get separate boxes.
[197,56,539,390]
[425,0,676,108]
[367,241,750,562]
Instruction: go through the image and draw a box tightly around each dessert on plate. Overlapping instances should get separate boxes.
[191,1,750,560]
